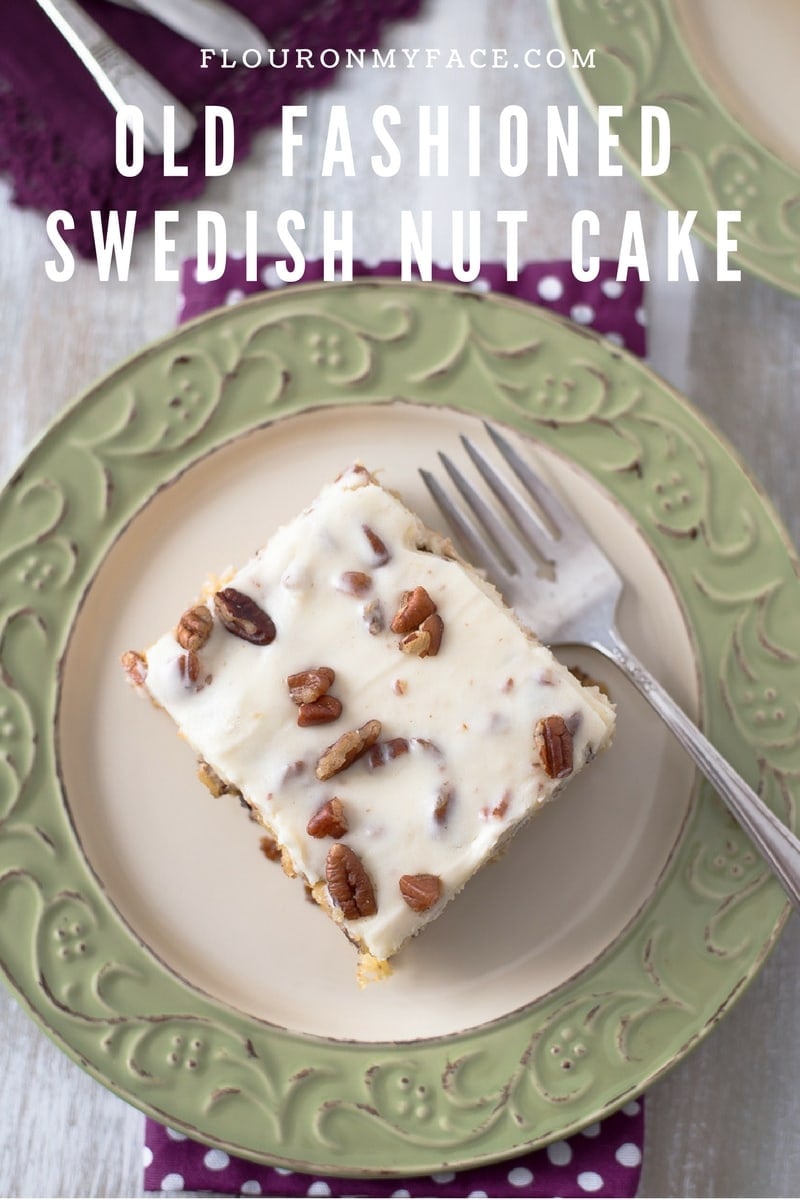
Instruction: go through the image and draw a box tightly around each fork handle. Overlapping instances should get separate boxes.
[35,0,196,154]
[601,629,800,912]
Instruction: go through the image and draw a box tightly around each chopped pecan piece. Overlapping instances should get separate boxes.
[337,571,372,596]
[282,759,307,783]
[391,586,437,634]
[362,599,385,635]
[316,719,382,781]
[419,613,444,657]
[297,695,343,726]
[307,797,348,839]
[492,790,511,819]
[433,783,453,825]
[367,737,410,768]
[287,667,335,705]
[176,604,213,652]
[214,587,276,645]
[399,873,442,913]
[535,715,574,780]
[399,628,431,656]
[259,833,283,862]
[326,843,377,919]
[363,524,391,566]
[120,649,147,687]
[178,650,203,688]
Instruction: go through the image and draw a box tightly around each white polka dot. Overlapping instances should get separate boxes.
[176,293,186,313]
[469,278,491,292]
[600,278,624,298]
[231,249,245,261]
[165,1127,187,1141]
[537,274,564,301]
[360,254,381,269]
[570,302,595,324]
[547,1140,573,1166]
[581,1122,601,1138]
[635,305,647,326]
[507,1166,534,1187]
[616,1141,642,1167]
[432,1171,455,1183]
[204,1148,230,1170]
[577,1170,604,1192]
[260,264,285,288]
[160,1174,185,1192]
[225,288,245,305]
[274,1167,295,1176]
[391,1191,411,1198]
[142,1146,153,1168]
[605,331,625,347]
[241,1183,262,1196]
[307,1183,331,1197]
[468,1192,489,1198]
[622,1100,641,1116]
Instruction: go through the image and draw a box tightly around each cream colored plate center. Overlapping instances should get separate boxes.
[672,0,800,172]
[59,403,696,1041]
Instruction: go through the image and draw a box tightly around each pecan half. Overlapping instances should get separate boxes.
[287,667,335,705]
[337,570,372,596]
[399,873,441,913]
[120,649,147,686]
[297,695,343,726]
[316,719,382,781]
[535,715,574,780]
[214,587,276,645]
[176,604,213,652]
[419,613,444,657]
[391,586,437,634]
[367,737,410,768]
[307,797,348,839]
[399,628,431,656]
[363,524,391,566]
[326,843,377,919]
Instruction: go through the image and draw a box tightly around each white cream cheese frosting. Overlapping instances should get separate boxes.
[133,465,616,965]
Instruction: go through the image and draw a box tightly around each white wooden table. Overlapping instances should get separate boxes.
[1,2,799,1195]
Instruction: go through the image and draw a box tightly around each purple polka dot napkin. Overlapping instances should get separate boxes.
[144,1100,644,1196]
[177,258,646,358]
[143,258,646,1196]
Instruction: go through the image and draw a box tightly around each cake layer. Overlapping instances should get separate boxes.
[127,465,616,965]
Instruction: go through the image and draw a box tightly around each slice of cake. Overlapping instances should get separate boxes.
[122,465,615,979]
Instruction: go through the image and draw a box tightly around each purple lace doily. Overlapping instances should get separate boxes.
[140,258,648,1197]
[0,0,421,256]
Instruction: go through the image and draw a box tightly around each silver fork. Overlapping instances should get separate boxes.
[421,422,800,911]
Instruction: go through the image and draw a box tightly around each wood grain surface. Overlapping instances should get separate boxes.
[1,3,798,1196]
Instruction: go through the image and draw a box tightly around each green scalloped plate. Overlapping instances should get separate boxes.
[1,282,798,1175]
[550,0,800,295]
